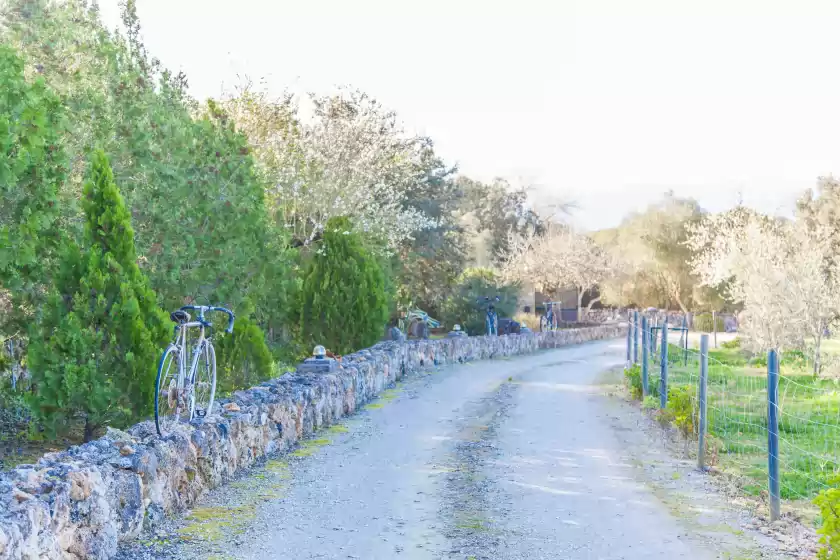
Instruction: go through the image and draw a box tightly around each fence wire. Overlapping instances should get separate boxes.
[630,317,840,505]
[775,372,840,501]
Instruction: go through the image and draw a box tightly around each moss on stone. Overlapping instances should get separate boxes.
[178,504,257,543]
[291,438,331,458]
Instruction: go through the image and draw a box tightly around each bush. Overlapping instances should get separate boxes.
[815,480,840,559]
[28,151,169,440]
[649,376,661,398]
[667,385,697,438]
[642,395,659,410]
[215,316,276,395]
[721,338,741,350]
[513,312,540,331]
[440,268,519,336]
[693,314,724,333]
[298,217,389,356]
[624,365,643,400]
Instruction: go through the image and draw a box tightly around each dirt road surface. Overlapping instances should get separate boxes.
[119,339,795,560]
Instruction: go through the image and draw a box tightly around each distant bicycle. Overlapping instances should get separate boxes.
[477,296,501,336]
[155,305,235,437]
[540,301,558,332]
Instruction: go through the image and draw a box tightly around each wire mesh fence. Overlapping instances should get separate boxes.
[626,311,840,519]
[775,373,840,501]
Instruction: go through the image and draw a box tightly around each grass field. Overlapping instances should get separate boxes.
[651,339,840,502]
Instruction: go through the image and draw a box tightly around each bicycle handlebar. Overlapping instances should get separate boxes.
[179,305,236,333]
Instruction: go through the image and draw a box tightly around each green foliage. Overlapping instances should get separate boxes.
[214,316,276,395]
[642,395,659,410]
[624,365,643,400]
[815,480,840,559]
[596,192,722,311]
[395,146,467,317]
[749,348,808,372]
[439,268,519,336]
[721,337,741,350]
[692,314,724,333]
[0,45,69,332]
[27,151,169,439]
[455,177,545,266]
[667,385,697,438]
[298,217,389,355]
[3,0,295,333]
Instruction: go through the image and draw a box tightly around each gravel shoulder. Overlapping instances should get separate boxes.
[117,339,807,560]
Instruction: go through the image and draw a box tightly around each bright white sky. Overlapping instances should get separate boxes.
[98,0,840,231]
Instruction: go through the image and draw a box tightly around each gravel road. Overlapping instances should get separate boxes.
[120,339,782,560]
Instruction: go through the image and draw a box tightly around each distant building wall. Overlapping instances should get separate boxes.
[534,287,579,322]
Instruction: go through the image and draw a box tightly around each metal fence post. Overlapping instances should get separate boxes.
[633,311,639,364]
[698,334,709,470]
[767,349,781,522]
[660,318,668,409]
[652,317,658,355]
[642,316,649,395]
[682,315,689,366]
[626,313,632,365]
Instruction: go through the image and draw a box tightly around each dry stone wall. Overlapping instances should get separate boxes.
[0,325,624,559]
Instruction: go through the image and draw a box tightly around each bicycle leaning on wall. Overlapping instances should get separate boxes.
[154,305,235,437]
[476,296,501,336]
[540,301,559,332]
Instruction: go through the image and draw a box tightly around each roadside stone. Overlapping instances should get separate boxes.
[223,402,241,413]
[66,471,93,501]
[119,446,135,457]
[12,488,33,502]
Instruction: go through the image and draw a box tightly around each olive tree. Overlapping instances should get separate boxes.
[501,223,615,318]
[687,208,840,364]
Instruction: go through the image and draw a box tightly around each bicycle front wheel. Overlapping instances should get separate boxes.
[191,341,217,421]
[155,345,185,437]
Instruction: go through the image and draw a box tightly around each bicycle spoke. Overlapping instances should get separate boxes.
[155,347,187,436]
[192,342,216,420]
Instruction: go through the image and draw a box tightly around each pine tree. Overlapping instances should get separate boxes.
[298,217,389,355]
[28,151,168,440]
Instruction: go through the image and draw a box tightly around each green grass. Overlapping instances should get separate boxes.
[650,339,840,500]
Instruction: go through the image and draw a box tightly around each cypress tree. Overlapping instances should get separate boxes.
[0,45,68,332]
[298,217,388,355]
[215,316,275,394]
[28,151,168,440]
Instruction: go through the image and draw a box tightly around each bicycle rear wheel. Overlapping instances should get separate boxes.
[155,345,185,437]
[191,341,216,421]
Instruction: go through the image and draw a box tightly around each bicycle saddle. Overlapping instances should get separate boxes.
[170,310,191,324]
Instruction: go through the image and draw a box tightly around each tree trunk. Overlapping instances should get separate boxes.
[586,295,602,313]
[673,290,688,314]
[577,287,584,322]
[814,321,823,377]
[83,417,97,443]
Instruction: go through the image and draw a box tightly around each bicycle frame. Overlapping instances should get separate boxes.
[476,296,501,336]
[171,320,208,421]
[169,305,233,420]
[485,308,498,336]
[541,301,558,331]
[155,305,233,437]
